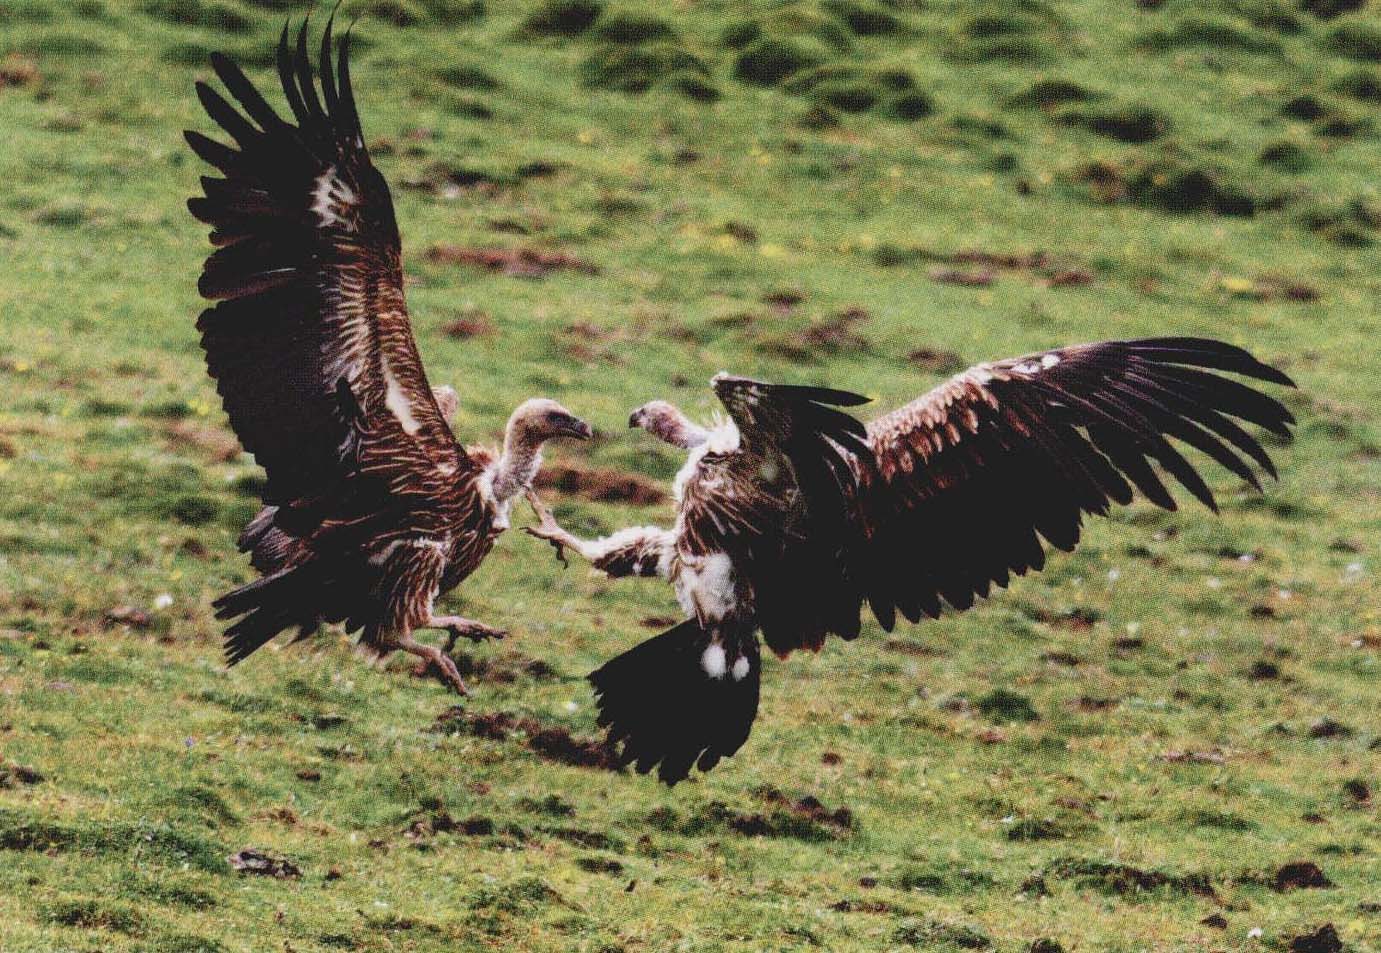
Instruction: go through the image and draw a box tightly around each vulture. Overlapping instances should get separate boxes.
[186,20,592,693]
[527,338,1296,783]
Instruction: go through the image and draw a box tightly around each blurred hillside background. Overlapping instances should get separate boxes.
[1,0,1379,950]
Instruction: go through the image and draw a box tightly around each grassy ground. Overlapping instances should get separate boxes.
[1,0,1380,950]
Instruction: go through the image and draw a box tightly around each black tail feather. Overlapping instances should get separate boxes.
[215,566,321,666]
[589,620,760,786]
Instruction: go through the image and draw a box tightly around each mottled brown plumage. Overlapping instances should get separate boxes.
[188,21,590,692]
[533,338,1295,782]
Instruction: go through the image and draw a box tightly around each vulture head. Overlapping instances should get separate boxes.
[510,398,593,447]
[628,400,708,450]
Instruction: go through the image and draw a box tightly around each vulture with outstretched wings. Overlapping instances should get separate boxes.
[187,21,591,692]
[529,338,1295,782]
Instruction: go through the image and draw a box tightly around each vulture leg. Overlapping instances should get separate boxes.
[525,489,570,566]
[398,633,469,695]
[429,615,507,653]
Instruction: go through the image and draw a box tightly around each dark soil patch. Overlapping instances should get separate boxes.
[0,54,40,89]
[1076,158,1255,216]
[1310,717,1354,739]
[907,346,968,374]
[1290,924,1343,953]
[426,245,598,278]
[526,727,621,770]
[228,848,301,879]
[0,763,43,787]
[535,463,666,505]
[441,309,495,339]
[1274,860,1333,891]
[521,0,603,38]
[1045,857,1215,898]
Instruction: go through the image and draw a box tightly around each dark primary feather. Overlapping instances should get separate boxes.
[857,336,1295,628]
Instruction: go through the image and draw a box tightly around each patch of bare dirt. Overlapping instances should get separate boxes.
[164,421,241,463]
[229,848,301,879]
[907,347,968,374]
[441,309,495,339]
[0,55,39,90]
[535,463,666,506]
[426,245,598,278]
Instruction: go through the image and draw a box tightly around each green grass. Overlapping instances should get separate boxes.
[1,0,1380,950]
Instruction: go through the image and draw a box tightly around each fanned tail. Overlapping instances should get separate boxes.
[589,620,760,786]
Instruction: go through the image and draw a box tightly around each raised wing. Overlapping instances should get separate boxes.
[678,377,874,654]
[187,19,469,525]
[857,337,1296,629]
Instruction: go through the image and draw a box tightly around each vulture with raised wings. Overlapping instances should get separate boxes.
[528,338,1295,783]
[187,21,591,693]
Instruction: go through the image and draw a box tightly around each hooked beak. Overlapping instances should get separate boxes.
[628,408,645,429]
[565,417,594,440]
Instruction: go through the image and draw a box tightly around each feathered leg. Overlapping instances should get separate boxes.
[525,499,673,580]
[397,633,469,695]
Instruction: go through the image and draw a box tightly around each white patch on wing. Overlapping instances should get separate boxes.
[1041,353,1061,368]
[701,643,727,679]
[674,552,736,623]
[311,165,358,230]
[731,655,751,681]
[381,353,422,435]
[368,537,447,565]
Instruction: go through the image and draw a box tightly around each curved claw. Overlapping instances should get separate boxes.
[524,526,570,567]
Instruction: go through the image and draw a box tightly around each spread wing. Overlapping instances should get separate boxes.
[187,19,471,532]
[678,377,874,654]
[857,337,1296,629]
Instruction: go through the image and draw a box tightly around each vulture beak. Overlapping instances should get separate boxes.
[628,408,645,429]
[565,416,594,440]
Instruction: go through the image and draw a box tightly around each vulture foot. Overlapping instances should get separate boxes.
[524,491,572,568]
[399,635,469,695]
[433,616,507,653]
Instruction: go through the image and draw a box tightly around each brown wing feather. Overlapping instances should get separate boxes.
[857,337,1295,630]
[188,20,469,514]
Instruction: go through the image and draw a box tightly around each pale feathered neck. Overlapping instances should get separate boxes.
[655,406,710,450]
[490,426,543,502]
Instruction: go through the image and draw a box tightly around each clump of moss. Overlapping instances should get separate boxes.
[1329,21,1381,62]
[142,0,252,32]
[734,37,827,85]
[811,79,879,112]
[958,36,1054,64]
[1010,77,1102,108]
[720,18,762,49]
[418,0,485,24]
[977,688,1039,722]
[1299,200,1377,246]
[581,43,706,93]
[1334,68,1381,101]
[367,0,427,26]
[437,64,500,90]
[662,70,720,102]
[1077,157,1257,217]
[884,90,935,120]
[594,11,677,44]
[823,0,904,35]
[1303,0,1366,17]
[1135,16,1282,54]
[1259,139,1312,172]
[520,0,602,37]
[762,6,854,50]
[1061,104,1169,143]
